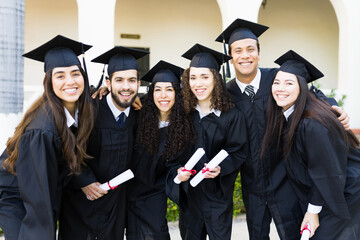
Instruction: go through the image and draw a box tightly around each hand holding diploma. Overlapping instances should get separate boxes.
[174,148,205,184]
[99,169,134,191]
[190,150,228,187]
[82,182,108,201]
[300,223,311,240]
[300,211,319,239]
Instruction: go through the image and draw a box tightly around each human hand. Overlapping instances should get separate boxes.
[176,167,192,182]
[332,105,350,130]
[81,182,108,201]
[301,211,319,238]
[203,163,221,179]
[132,96,142,110]
[92,86,109,100]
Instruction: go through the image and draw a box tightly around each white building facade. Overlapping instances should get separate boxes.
[22,0,360,128]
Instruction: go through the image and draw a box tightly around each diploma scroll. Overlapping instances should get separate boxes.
[300,223,311,240]
[99,169,134,191]
[190,149,229,187]
[174,148,205,184]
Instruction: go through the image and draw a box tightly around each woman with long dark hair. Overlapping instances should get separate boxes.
[0,35,95,240]
[174,44,248,240]
[261,50,360,239]
[126,60,195,240]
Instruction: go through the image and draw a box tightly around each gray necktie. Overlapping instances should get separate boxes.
[245,85,255,99]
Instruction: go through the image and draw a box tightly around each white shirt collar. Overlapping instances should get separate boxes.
[235,68,261,95]
[195,104,221,119]
[106,94,130,120]
[283,105,295,121]
[64,107,79,128]
[159,121,169,128]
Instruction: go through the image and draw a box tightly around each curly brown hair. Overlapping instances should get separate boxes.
[137,83,195,160]
[181,67,234,113]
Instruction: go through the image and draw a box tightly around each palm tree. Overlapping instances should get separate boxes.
[0,0,25,114]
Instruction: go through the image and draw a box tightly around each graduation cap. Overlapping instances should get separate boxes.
[91,46,149,75]
[91,46,149,89]
[182,43,232,71]
[274,50,324,83]
[215,18,269,46]
[141,60,183,85]
[22,35,92,73]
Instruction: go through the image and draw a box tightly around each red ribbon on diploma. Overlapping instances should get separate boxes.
[202,167,210,174]
[300,225,311,235]
[182,168,197,175]
[107,181,118,190]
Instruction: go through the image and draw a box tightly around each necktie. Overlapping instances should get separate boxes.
[117,112,125,128]
[245,85,255,99]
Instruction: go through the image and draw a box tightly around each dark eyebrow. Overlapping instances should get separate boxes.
[53,71,65,75]
[274,78,296,82]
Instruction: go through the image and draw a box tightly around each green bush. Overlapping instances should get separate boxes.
[166,172,245,222]
[312,81,347,107]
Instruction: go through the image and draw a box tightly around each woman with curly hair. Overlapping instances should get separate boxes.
[174,44,248,240]
[261,50,360,239]
[126,60,195,240]
[0,35,95,240]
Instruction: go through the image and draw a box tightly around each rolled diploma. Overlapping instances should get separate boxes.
[300,223,311,240]
[190,149,229,187]
[174,148,205,184]
[99,169,134,191]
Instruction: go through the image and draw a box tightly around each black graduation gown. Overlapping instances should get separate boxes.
[58,98,136,240]
[227,68,303,240]
[284,117,360,240]
[0,104,71,240]
[176,108,248,240]
[127,126,191,240]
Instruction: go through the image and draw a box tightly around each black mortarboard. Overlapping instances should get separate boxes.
[215,18,269,46]
[182,44,231,71]
[274,50,324,83]
[91,46,149,75]
[22,35,92,72]
[141,60,183,85]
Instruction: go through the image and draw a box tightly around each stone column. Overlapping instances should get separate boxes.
[76,0,116,86]
[330,0,360,128]
[0,0,25,113]
[216,0,263,29]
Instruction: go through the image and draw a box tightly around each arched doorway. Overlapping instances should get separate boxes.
[258,0,339,89]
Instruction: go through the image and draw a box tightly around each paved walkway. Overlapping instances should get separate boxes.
[168,215,280,240]
[0,215,280,240]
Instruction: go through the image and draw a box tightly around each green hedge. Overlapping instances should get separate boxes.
[167,172,245,222]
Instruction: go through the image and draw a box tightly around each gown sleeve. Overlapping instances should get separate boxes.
[219,110,248,176]
[15,130,61,240]
[70,164,97,189]
[302,119,350,219]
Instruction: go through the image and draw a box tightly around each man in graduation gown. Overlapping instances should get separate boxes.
[58,47,149,240]
[215,19,350,240]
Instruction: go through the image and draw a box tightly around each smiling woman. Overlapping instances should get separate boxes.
[262,50,360,239]
[271,70,300,111]
[0,35,95,240]
[126,60,195,240]
[172,43,248,240]
[153,82,176,121]
[52,65,85,115]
